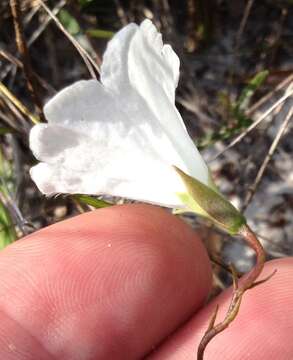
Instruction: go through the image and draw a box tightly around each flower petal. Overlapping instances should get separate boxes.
[30,20,210,209]
[30,161,186,208]
[43,80,112,130]
[32,100,187,207]
[30,123,100,172]
[100,23,138,92]
[101,20,179,102]
[101,19,209,185]
[101,19,181,123]
[38,78,194,178]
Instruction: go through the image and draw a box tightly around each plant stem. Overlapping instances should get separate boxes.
[0,82,39,124]
[9,0,44,121]
[197,224,268,360]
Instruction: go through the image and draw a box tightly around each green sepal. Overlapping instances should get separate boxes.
[73,195,112,209]
[174,167,246,234]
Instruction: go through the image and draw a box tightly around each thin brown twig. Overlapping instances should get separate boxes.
[234,0,255,54]
[0,96,27,131]
[0,108,20,133]
[0,2,38,82]
[198,224,269,360]
[23,1,41,25]
[28,0,66,46]
[268,8,288,67]
[0,49,23,68]
[0,49,55,94]
[243,104,293,210]
[38,0,99,78]
[0,82,39,124]
[211,86,293,160]
[1,0,61,93]
[246,73,293,116]
[228,0,255,85]
[9,0,44,120]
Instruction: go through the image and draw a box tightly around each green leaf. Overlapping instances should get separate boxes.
[235,70,269,112]
[196,71,268,150]
[174,167,246,234]
[74,195,112,209]
[87,29,114,39]
[0,127,14,135]
[0,200,16,250]
[58,10,80,35]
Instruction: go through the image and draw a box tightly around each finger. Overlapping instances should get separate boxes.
[0,204,212,360]
[148,258,293,359]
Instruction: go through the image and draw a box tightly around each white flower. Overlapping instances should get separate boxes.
[29,19,209,208]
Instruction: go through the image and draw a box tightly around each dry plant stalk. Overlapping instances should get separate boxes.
[9,0,44,120]
[243,105,293,209]
[212,87,293,160]
[38,0,100,78]
[197,225,275,360]
[247,74,293,116]
[0,82,39,124]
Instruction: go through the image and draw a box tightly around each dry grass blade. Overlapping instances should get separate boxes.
[0,49,22,67]
[28,0,66,46]
[228,0,255,86]
[0,188,28,238]
[212,86,293,160]
[23,1,41,25]
[234,0,255,54]
[0,82,39,124]
[38,0,99,79]
[243,104,293,210]
[246,74,293,116]
[9,0,44,120]
[0,49,55,93]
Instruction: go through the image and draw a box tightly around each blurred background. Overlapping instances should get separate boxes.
[0,0,292,291]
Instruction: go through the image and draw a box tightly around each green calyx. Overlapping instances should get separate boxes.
[174,166,246,235]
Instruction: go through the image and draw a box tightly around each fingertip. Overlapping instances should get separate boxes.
[0,204,212,359]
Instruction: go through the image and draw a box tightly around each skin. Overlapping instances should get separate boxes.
[0,204,292,360]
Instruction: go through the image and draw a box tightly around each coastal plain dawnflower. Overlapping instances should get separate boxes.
[30,20,212,209]
[29,19,245,233]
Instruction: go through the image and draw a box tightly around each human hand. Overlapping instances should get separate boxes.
[0,204,292,359]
